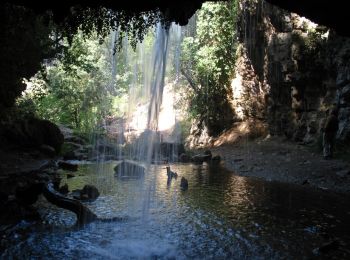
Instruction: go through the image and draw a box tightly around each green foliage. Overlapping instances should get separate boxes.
[19,28,159,135]
[19,32,130,134]
[60,7,162,51]
[180,1,238,136]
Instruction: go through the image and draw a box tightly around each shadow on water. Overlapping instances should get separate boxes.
[2,162,350,259]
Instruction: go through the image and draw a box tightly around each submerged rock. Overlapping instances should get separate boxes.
[179,153,191,163]
[166,166,178,179]
[73,185,100,202]
[180,177,188,191]
[114,160,145,179]
[58,161,78,171]
[81,185,100,201]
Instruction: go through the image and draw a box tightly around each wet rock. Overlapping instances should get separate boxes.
[179,153,191,163]
[58,161,78,171]
[39,144,56,157]
[180,177,188,191]
[77,185,100,201]
[166,166,178,179]
[52,177,61,191]
[58,184,69,195]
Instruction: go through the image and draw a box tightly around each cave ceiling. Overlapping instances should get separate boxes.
[3,0,350,36]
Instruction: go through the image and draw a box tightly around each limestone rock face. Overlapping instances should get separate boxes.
[233,0,350,145]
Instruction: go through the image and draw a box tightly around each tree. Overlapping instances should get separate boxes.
[180,1,238,136]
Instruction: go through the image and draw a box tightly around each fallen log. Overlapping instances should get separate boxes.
[43,182,97,226]
[42,182,126,226]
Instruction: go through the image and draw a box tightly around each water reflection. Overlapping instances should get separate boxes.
[2,162,350,259]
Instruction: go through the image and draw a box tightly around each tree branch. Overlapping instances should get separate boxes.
[180,67,199,93]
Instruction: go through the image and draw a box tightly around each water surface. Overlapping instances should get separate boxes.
[2,162,350,259]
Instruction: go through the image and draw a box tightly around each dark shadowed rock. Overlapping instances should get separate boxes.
[39,144,56,157]
[0,200,41,224]
[335,169,350,178]
[313,240,340,255]
[15,183,43,205]
[179,153,191,163]
[58,184,69,195]
[0,191,8,205]
[72,185,100,201]
[211,155,221,164]
[192,153,212,164]
[58,161,78,171]
[63,150,78,160]
[302,179,310,185]
[5,118,64,153]
[166,166,178,179]
[80,185,100,201]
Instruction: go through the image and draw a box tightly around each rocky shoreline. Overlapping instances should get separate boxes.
[210,135,350,194]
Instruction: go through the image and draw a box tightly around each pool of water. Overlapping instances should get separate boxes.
[2,162,350,259]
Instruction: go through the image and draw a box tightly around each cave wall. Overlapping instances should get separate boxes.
[232,0,350,144]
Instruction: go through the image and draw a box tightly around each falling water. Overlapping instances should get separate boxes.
[89,22,183,219]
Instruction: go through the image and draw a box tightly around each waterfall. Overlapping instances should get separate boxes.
[90,22,183,219]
